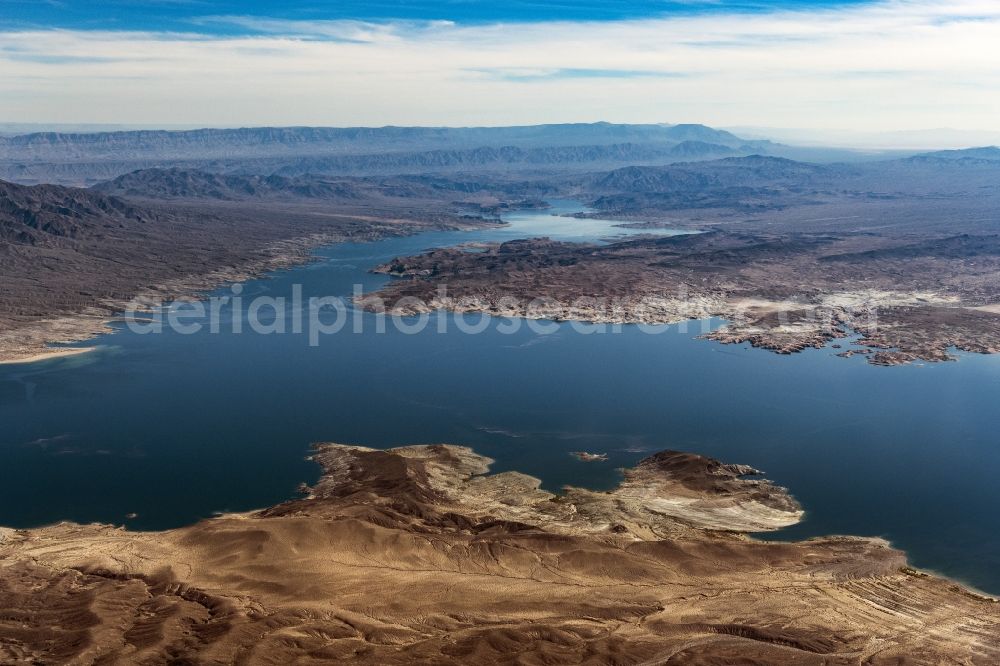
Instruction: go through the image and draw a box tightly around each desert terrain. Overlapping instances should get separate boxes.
[362,230,1000,364]
[0,174,499,363]
[358,153,1000,365]
[2,443,998,664]
[5,127,999,365]
[4,125,1000,664]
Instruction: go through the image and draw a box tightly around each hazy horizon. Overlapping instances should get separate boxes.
[1,120,998,153]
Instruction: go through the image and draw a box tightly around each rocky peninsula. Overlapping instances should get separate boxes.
[1,443,997,663]
[360,231,1000,365]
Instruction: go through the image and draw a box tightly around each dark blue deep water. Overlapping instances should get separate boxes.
[2,203,1000,594]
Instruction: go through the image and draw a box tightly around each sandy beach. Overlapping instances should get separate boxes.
[0,346,95,365]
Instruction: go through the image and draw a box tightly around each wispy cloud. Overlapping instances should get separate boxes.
[0,1,997,131]
[189,16,455,42]
[468,67,691,81]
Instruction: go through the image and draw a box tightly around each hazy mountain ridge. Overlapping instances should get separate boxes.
[2,141,748,186]
[93,154,841,208]
[89,150,1000,223]
[594,155,832,190]
[591,149,1000,195]
[906,146,1000,163]
[0,123,776,185]
[586,155,846,212]
[89,168,558,206]
[4,124,994,189]
[0,123,763,159]
[91,169,374,201]
[264,140,744,177]
[586,152,1000,215]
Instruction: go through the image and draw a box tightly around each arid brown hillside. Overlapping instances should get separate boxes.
[0,180,156,244]
[1,443,997,664]
[0,178,486,363]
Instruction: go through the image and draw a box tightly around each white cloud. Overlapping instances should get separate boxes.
[0,0,997,132]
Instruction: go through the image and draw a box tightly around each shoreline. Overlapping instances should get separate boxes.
[1,443,996,662]
[4,442,995,599]
[0,346,96,366]
[0,216,504,366]
[360,233,1000,366]
[0,232,348,365]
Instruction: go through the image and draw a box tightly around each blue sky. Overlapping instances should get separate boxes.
[0,1,997,134]
[2,1,871,32]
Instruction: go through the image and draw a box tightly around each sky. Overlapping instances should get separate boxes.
[0,0,997,135]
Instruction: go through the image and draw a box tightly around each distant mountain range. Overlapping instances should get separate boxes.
[906,146,1000,163]
[2,122,997,189]
[88,148,1000,217]
[263,140,749,177]
[594,155,829,191]
[0,123,770,160]
[0,123,779,185]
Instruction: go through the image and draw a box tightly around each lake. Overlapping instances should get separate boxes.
[2,201,1000,594]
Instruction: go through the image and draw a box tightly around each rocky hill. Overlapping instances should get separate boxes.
[587,155,837,213]
[0,177,486,363]
[1,442,996,664]
[594,155,830,191]
[91,169,375,201]
[0,180,156,245]
[585,152,1000,219]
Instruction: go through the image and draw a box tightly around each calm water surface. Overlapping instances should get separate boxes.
[3,202,1000,593]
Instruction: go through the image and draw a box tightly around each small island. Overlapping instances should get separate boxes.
[571,451,609,462]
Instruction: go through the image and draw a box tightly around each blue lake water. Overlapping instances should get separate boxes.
[2,202,1000,594]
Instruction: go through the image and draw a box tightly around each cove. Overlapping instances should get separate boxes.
[2,202,1000,594]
